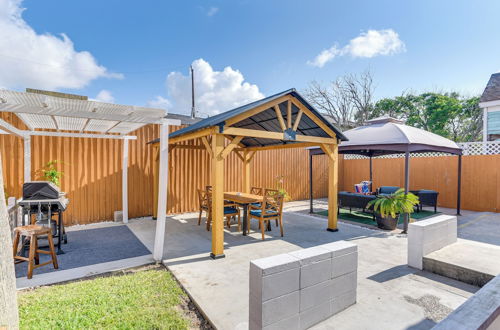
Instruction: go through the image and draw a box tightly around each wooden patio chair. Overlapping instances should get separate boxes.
[250,187,263,195]
[205,192,242,232]
[264,188,281,227]
[248,192,284,240]
[197,188,211,226]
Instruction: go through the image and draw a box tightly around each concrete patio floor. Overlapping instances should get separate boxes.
[127,200,484,330]
[17,199,498,329]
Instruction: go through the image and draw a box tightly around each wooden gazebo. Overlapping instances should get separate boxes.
[150,89,347,259]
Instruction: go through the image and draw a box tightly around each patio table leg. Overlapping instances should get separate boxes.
[242,204,248,236]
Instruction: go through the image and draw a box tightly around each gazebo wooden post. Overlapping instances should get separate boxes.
[210,133,225,259]
[321,143,339,231]
[243,150,251,193]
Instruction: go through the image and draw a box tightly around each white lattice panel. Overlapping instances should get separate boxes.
[343,142,500,159]
[460,142,500,155]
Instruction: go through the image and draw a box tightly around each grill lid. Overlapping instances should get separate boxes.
[22,181,61,200]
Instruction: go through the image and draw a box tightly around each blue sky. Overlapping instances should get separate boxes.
[2,0,500,115]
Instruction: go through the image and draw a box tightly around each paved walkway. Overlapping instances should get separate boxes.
[127,202,480,330]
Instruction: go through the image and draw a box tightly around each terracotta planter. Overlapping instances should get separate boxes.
[375,213,399,230]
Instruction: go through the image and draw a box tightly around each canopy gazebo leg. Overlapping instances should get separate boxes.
[309,152,313,214]
[402,150,410,234]
[210,133,225,259]
[457,154,462,215]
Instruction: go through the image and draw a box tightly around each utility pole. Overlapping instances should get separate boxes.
[190,65,196,119]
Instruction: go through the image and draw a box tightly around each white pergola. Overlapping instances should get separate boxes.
[0,89,179,261]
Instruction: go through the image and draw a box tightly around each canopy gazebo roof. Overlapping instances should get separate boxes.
[310,116,461,156]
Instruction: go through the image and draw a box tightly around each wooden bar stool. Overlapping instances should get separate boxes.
[13,225,58,279]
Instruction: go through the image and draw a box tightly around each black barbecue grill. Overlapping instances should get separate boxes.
[18,181,69,254]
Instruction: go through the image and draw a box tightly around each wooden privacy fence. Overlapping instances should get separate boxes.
[1,115,499,225]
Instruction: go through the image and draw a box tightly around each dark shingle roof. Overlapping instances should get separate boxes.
[480,73,500,103]
[158,89,346,147]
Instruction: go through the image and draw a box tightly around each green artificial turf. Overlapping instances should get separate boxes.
[316,208,440,227]
[18,268,192,330]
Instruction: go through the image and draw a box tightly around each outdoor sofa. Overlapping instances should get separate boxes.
[338,192,376,219]
[377,186,439,213]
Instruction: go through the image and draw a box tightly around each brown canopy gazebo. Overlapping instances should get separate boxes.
[150,89,347,259]
[309,116,463,233]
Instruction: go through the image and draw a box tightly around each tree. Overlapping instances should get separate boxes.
[304,70,375,130]
[372,92,482,142]
[0,152,19,328]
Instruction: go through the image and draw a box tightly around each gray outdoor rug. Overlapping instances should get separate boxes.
[15,225,151,278]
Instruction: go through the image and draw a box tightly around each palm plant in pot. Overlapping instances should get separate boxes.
[367,189,419,230]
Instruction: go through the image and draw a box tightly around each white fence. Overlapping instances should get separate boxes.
[343,141,500,159]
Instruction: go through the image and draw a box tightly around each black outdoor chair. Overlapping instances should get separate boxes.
[411,190,439,213]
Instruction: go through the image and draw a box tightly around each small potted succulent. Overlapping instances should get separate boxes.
[367,189,419,230]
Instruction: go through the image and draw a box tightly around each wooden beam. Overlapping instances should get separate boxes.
[242,150,251,193]
[220,136,243,159]
[225,95,291,126]
[223,127,336,145]
[122,139,129,223]
[274,105,286,131]
[292,109,303,131]
[211,134,225,258]
[291,98,337,138]
[201,136,213,157]
[287,100,292,128]
[236,142,318,152]
[169,127,217,144]
[226,135,246,148]
[248,150,257,161]
[233,150,245,161]
[320,143,335,161]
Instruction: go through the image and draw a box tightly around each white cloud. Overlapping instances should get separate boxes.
[307,45,340,68]
[308,29,405,68]
[160,58,263,116]
[206,7,219,16]
[94,90,114,103]
[0,0,122,90]
[147,95,171,109]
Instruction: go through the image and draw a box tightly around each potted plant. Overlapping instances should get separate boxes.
[38,160,65,186]
[367,189,419,230]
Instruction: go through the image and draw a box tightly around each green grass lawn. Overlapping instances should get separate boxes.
[18,267,198,329]
[316,208,440,227]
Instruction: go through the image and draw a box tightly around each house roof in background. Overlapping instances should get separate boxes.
[480,73,500,103]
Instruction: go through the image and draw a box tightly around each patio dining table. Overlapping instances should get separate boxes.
[224,192,270,236]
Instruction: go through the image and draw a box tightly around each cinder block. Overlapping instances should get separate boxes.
[300,279,332,312]
[331,271,357,298]
[289,246,331,265]
[250,291,300,327]
[300,258,332,288]
[408,248,423,270]
[261,268,300,302]
[251,253,300,276]
[299,300,332,330]
[114,210,123,222]
[331,290,356,315]
[322,241,357,257]
[263,315,300,330]
[332,252,357,279]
